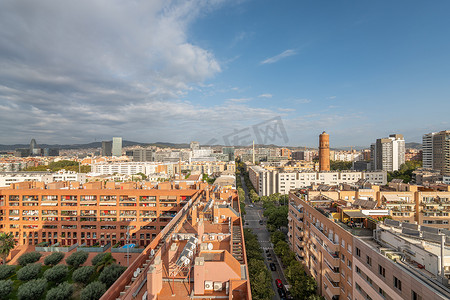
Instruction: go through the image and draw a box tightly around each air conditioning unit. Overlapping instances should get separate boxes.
[214,216,219,223]
[225,282,229,295]
[209,235,215,240]
[204,281,213,291]
[218,235,224,241]
[221,215,226,219]
[213,282,223,291]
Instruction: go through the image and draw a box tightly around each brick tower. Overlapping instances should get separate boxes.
[319,131,330,171]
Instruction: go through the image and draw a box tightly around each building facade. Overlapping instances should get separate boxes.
[112,137,123,157]
[371,134,405,172]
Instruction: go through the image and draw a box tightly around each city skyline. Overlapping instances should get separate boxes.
[1,1,450,146]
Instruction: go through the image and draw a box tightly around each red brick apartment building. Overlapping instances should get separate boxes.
[0,180,206,248]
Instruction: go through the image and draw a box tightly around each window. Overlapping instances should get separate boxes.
[378,265,385,277]
[411,290,422,300]
[356,266,361,274]
[394,276,402,291]
[379,287,387,298]
[347,259,352,270]
[356,247,361,257]
[366,255,372,266]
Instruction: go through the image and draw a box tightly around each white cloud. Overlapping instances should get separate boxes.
[295,98,311,104]
[0,0,230,143]
[260,49,297,65]
[278,108,295,112]
[227,97,252,103]
[327,96,337,100]
[258,93,273,98]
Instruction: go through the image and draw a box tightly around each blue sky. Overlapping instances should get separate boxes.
[0,0,449,147]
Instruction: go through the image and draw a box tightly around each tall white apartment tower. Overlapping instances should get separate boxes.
[371,134,405,171]
[112,137,123,157]
[423,132,436,169]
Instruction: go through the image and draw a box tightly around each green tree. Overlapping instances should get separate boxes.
[0,279,13,299]
[94,252,116,273]
[0,265,16,280]
[43,265,68,283]
[17,263,41,281]
[17,251,42,266]
[98,264,126,287]
[44,252,65,266]
[72,266,95,285]
[45,282,73,300]
[0,232,17,265]
[330,160,352,171]
[80,281,106,300]
[66,251,88,268]
[17,278,47,300]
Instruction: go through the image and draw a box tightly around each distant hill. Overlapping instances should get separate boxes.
[406,142,421,150]
[0,141,192,151]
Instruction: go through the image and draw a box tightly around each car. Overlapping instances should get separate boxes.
[259,220,264,225]
[266,252,271,257]
[269,263,276,271]
[267,256,272,261]
[249,204,254,207]
[275,279,283,289]
[278,288,286,298]
[265,249,270,253]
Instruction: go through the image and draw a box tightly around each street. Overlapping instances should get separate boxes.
[240,175,288,300]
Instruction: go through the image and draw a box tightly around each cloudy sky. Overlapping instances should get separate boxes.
[1,0,449,147]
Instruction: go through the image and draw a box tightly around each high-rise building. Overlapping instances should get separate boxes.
[112,137,122,157]
[101,141,112,156]
[132,148,155,162]
[423,131,450,176]
[222,147,235,161]
[319,131,330,171]
[422,132,436,169]
[370,134,405,171]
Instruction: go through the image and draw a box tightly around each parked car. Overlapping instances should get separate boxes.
[269,263,276,271]
[275,279,283,289]
[267,256,272,261]
[265,249,270,253]
[249,204,254,207]
[266,252,271,257]
[259,220,264,225]
[278,288,286,298]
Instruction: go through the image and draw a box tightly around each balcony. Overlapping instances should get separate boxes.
[80,196,97,202]
[62,196,77,202]
[119,196,136,202]
[311,222,339,251]
[22,196,38,202]
[42,196,58,202]
[139,196,156,202]
[324,272,340,296]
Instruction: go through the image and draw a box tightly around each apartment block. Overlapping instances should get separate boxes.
[371,134,405,172]
[248,165,387,196]
[0,180,208,248]
[423,130,450,176]
[288,191,450,300]
[0,171,86,187]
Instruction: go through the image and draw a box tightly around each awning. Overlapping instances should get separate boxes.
[343,211,367,219]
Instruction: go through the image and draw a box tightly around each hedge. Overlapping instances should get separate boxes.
[16,263,41,281]
[17,252,42,266]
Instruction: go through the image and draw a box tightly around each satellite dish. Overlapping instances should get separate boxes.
[136,268,141,274]
[150,249,155,256]
[207,242,213,250]
[133,271,138,278]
